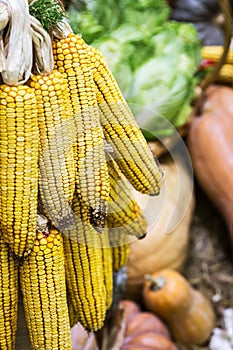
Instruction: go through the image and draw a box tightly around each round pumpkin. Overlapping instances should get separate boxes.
[120,300,178,350]
[125,154,195,300]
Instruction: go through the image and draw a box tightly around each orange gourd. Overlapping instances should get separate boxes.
[187,84,233,250]
[142,269,215,346]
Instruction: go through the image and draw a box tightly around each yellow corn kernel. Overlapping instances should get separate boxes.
[217,63,233,84]
[201,46,233,64]
[0,84,39,261]
[87,45,162,196]
[53,33,110,230]
[28,70,76,231]
[0,235,18,349]
[20,228,72,350]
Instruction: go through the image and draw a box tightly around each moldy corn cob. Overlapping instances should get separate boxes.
[52,32,110,230]
[28,70,76,231]
[0,84,39,261]
[0,235,18,350]
[20,226,72,350]
[87,45,162,196]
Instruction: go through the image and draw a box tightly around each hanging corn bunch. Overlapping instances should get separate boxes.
[0,0,163,348]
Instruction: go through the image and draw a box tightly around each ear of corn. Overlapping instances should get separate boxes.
[107,157,148,239]
[20,227,72,350]
[217,64,233,84]
[0,84,39,261]
[201,46,233,64]
[52,33,110,230]
[100,233,113,310]
[87,45,162,196]
[28,70,76,231]
[63,195,112,332]
[0,235,18,350]
[109,231,130,272]
[67,291,79,328]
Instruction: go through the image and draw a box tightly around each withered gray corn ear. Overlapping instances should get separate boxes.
[0,84,39,261]
[87,45,162,196]
[20,228,72,350]
[63,195,112,332]
[0,235,18,350]
[52,33,109,229]
[28,70,76,231]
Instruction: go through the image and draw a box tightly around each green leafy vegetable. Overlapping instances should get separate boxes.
[67,0,202,139]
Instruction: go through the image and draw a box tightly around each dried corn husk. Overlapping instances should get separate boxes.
[30,15,54,74]
[0,0,54,84]
[52,17,72,39]
[0,4,9,73]
[0,4,9,31]
[0,0,33,85]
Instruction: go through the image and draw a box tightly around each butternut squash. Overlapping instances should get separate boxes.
[142,269,215,346]
[187,84,233,250]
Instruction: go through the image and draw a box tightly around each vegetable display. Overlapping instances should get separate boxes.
[142,269,215,346]
[67,0,202,138]
[0,0,162,348]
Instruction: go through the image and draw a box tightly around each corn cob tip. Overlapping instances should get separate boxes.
[138,232,147,240]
